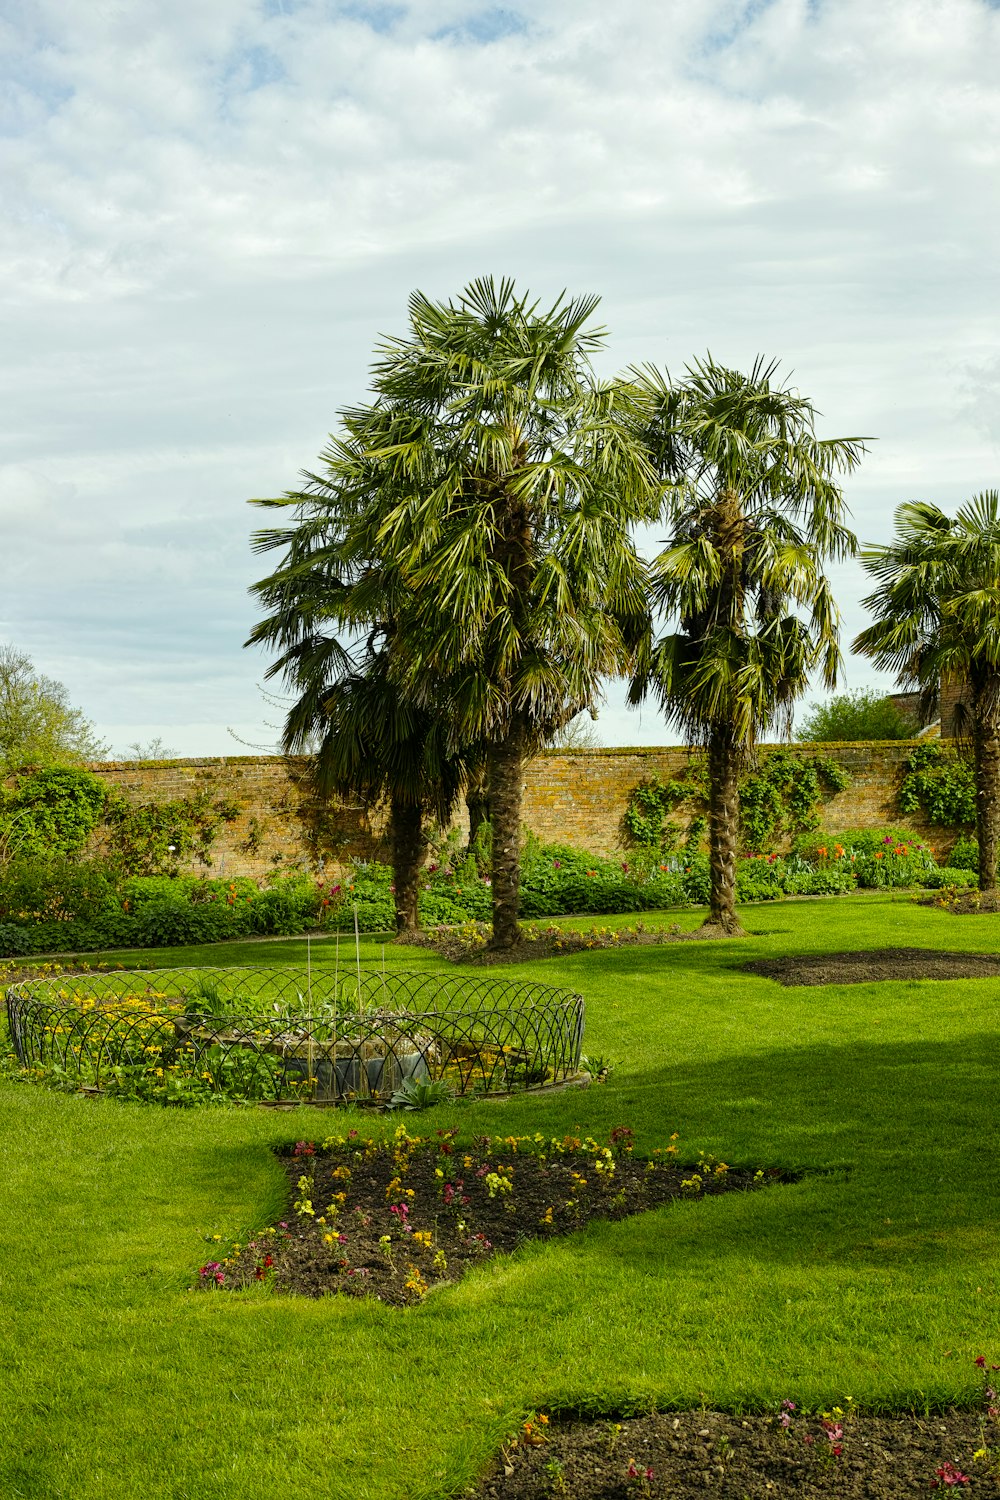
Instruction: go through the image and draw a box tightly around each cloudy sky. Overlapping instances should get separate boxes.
[4,0,1000,756]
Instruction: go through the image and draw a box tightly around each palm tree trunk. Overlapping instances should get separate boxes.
[971,679,1000,893]
[488,721,525,950]
[390,794,424,934]
[703,726,746,937]
[465,762,490,863]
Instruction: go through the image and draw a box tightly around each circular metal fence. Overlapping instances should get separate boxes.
[5,967,585,1105]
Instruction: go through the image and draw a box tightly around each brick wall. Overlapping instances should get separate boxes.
[85,739,948,878]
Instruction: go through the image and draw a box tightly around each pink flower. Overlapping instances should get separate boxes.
[932,1462,971,1487]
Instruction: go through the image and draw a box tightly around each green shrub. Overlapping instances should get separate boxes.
[327,867,395,933]
[0,856,120,925]
[677,854,711,906]
[921,867,977,890]
[945,836,980,872]
[0,922,33,956]
[0,767,107,859]
[248,883,315,937]
[136,899,215,948]
[781,864,857,896]
[734,861,784,903]
[520,842,685,916]
[423,856,493,921]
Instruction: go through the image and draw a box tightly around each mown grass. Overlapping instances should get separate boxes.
[2,893,1000,1499]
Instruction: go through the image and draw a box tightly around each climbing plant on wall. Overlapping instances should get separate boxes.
[101,789,244,873]
[897,742,976,828]
[623,750,850,854]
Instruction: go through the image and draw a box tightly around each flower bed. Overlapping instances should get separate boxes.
[199,1127,787,1304]
[4,967,585,1106]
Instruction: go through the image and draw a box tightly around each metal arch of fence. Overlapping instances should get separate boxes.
[5,967,586,1105]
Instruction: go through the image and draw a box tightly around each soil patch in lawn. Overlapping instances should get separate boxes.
[915,889,1000,916]
[471,1403,999,1499]
[201,1130,787,1306]
[741,947,1000,987]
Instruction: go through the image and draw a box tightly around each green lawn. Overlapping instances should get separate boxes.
[2,894,999,1499]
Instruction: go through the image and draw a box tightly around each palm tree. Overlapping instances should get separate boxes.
[247,501,463,934]
[854,493,1000,894]
[253,277,659,949]
[628,357,864,936]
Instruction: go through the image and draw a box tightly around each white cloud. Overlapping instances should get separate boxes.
[2,0,1000,749]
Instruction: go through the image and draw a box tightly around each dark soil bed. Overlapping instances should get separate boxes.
[915,889,1000,916]
[742,947,1000,987]
[199,1134,996,1496]
[201,1130,786,1306]
[471,1403,999,1498]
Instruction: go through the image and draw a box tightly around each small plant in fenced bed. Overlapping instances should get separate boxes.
[387,1078,454,1111]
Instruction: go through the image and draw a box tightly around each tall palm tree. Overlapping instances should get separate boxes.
[854,493,1000,894]
[253,277,660,949]
[628,357,864,935]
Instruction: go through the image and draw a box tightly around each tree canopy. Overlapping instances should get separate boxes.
[0,645,107,771]
[797,689,919,742]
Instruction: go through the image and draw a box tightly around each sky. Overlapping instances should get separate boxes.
[3,0,1000,757]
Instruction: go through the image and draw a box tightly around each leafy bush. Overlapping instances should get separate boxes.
[945,836,980,872]
[676,854,711,906]
[734,860,785,903]
[520,842,685,917]
[248,878,319,936]
[0,856,120,924]
[920,867,977,890]
[327,867,396,933]
[0,767,107,859]
[423,856,493,921]
[781,864,857,896]
[797,690,919,742]
[136,899,216,948]
[0,922,33,956]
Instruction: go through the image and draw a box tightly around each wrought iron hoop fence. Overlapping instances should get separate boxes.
[5,967,585,1105]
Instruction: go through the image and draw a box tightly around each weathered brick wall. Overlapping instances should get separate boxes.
[86,756,391,880]
[85,739,947,877]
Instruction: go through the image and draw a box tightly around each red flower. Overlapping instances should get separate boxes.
[932,1462,971,1487]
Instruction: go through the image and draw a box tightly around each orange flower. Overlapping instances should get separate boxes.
[817,845,828,858]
